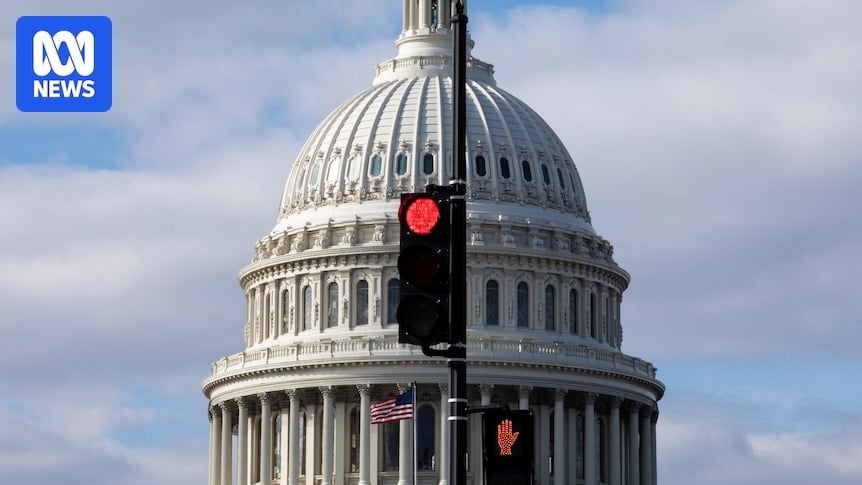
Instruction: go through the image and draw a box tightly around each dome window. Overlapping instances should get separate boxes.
[545,285,556,330]
[370,154,382,177]
[309,162,321,186]
[516,282,529,328]
[557,168,566,189]
[521,160,533,182]
[386,279,399,324]
[475,154,487,177]
[395,153,408,175]
[346,155,360,180]
[500,157,511,179]
[356,280,369,325]
[485,279,499,326]
[422,153,435,175]
[569,288,578,335]
[541,164,551,186]
[327,282,339,328]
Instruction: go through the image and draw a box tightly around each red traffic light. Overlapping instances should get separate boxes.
[400,195,441,235]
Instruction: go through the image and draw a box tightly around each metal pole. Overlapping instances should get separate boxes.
[449,3,468,485]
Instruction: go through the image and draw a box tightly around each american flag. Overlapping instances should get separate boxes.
[370,389,414,424]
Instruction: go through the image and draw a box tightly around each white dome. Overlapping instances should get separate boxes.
[275,53,593,238]
[204,4,663,485]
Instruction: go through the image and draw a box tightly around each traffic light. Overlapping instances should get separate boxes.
[483,409,534,485]
[397,191,450,347]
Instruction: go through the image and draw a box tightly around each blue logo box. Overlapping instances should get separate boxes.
[16,16,112,112]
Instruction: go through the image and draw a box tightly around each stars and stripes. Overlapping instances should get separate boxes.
[370,389,414,424]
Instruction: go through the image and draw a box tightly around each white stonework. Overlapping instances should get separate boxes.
[203,2,664,485]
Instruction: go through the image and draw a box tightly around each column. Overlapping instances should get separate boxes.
[210,406,222,485]
[321,387,335,485]
[418,0,429,28]
[627,403,641,485]
[609,398,621,485]
[220,402,233,485]
[518,386,531,410]
[397,385,413,485]
[260,393,273,485]
[287,390,301,485]
[537,405,550,485]
[651,412,658,485]
[280,404,290,485]
[251,417,260,483]
[640,408,653,485]
[553,390,566,485]
[566,408,577,485]
[439,0,450,28]
[357,385,372,485]
[438,384,450,485]
[584,394,597,485]
[475,385,493,484]
[237,397,249,485]
[402,0,410,32]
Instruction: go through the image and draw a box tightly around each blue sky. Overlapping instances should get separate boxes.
[1,1,861,484]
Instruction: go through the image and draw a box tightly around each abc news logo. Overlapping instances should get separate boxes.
[16,16,112,112]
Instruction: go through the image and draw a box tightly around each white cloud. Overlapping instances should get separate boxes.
[659,399,862,485]
[1,0,861,483]
[471,0,862,361]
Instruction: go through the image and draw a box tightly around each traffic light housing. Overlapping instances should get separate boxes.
[483,409,534,485]
[397,191,451,347]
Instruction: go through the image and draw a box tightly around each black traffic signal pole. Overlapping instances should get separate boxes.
[449,3,468,485]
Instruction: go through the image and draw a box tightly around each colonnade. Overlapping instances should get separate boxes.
[208,384,657,485]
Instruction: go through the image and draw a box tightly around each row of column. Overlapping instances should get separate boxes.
[208,385,656,485]
[403,0,453,33]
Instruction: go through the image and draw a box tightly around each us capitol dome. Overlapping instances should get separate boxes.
[203,2,664,485]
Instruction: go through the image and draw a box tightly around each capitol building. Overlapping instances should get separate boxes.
[203,2,664,485]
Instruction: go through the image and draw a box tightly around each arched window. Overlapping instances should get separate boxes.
[302,286,312,330]
[541,163,551,185]
[485,280,499,326]
[387,278,399,324]
[282,289,290,334]
[356,280,369,325]
[500,157,511,179]
[383,421,399,471]
[557,168,566,189]
[423,153,435,175]
[327,282,339,328]
[569,288,578,335]
[349,407,360,472]
[475,154,487,176]
[545,285,555,331]
[264,293,271,339]
[602,294,609,341]
[521,160,533,182]
[417,404,436,470]
[590,292,597,338]
[517,282,529,328]
[395,153,408,175]
[370,154,382,176]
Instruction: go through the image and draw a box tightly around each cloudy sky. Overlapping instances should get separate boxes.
[1,0,860,483]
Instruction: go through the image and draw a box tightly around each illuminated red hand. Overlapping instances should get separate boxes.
[497,419,520,456]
